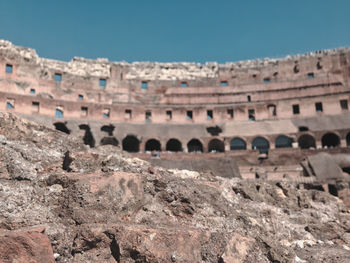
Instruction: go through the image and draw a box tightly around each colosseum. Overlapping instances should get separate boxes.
[1,40,350,180]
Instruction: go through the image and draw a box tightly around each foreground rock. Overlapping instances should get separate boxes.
[0,112,350,262]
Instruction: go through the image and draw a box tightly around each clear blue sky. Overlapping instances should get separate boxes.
[0,0,349,63]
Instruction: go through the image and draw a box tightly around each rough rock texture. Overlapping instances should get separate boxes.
[0,226,55,263]
[1,112,350,262]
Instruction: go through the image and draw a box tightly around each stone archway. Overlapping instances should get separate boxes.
[122,135,140,152]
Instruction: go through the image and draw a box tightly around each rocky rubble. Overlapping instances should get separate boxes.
[0,112,350,262]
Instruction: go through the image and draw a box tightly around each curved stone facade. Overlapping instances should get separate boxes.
[1,40,350,153]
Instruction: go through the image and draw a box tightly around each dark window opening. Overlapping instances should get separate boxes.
[299,126,309,132]
[273,72,278,77]
[268,104,277,116]
[208,139,225,153]
[328,184,338,196]
[99,78,106,87]
[307,72,314,79]
[340,53,347,65]
[101,125,115,136]
[145,110,152,122]
[32,101,39,113]
[293,104,300,115]
[248,109,255,121]
[247,95,251,102]
[206,126,222,136]
[230,138,246,150]
[125,109,132,119]
[166,110,172,120]
[141,81,148,90]
[340,100,348,110]
[122,135,140,152]
[298,134,316,149]
[166,139,182,152]
[100,137,119,147]
[321,133,340,148]
[79,124,95,147]
[55,108,63,119]
[54,122,70,134]
[78,94,83,100]
[263,78,270,83]
[220,81,228,87]
[207,110,213,119]
[347,133,350,147]
[181,82,188,87]
[186,110,193,120]
[252,74,257,78]
[145,139,161,152]
[252,137,270,153]
[5,64,13,73]
[103,108,110,118]
[187,139,203,153]
[317,61,323,70]
[30,89,35,94]
[315,102,323,113]
[227,109,234,119]
[275,135,293,148]
[81,107,88,117]
[54,73,62,82]
[120,73,123,80]
[293,65,299,73]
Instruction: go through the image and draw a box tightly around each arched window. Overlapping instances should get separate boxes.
[252,137,270,153]
[145,139,161,151]
[166,139,182,152]
[208,139,225,152]
[321,133,340,148]
[101,125,115,136]
[100,137,119,146]
[122,135,140,152]
[187,139,203,153]
[298,134,316,149]
[79,124,95,147]
[230,138,247,150]
[275,135,293,148]
[54,122,70,134]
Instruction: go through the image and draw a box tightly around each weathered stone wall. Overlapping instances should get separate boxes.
[0,40,350,153]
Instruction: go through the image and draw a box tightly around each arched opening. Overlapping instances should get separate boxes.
[187,139,203,153]
[166,139,182,152]
[100,137,119,146]
[79,124,95,147]
[321,133,340,148]
[252,137,270,153]
[347,133,350,147]
[122,135,140,152]
[101,125,115,136]
[54,122,70,134]
[145,139,161,152]
[298,134,316,149]
[230,138,247,150]
[208,139,225,153]
[275,135,293,148]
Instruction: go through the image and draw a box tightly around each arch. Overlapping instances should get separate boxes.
[122,135,140,152]
[145,139,161,152]
[347,132,350,147]
[208,139,225,153]
[298,134,316,149]
[100,137,119,146]
[230,138,247,150]
[187,139,203,153]
[79,124,95,147]
[101,125,115,136]
[321,133,340,148]
[251,137,270,153]
[54,122,70,134]
[166,139,182,152]
[275,135,293,148]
